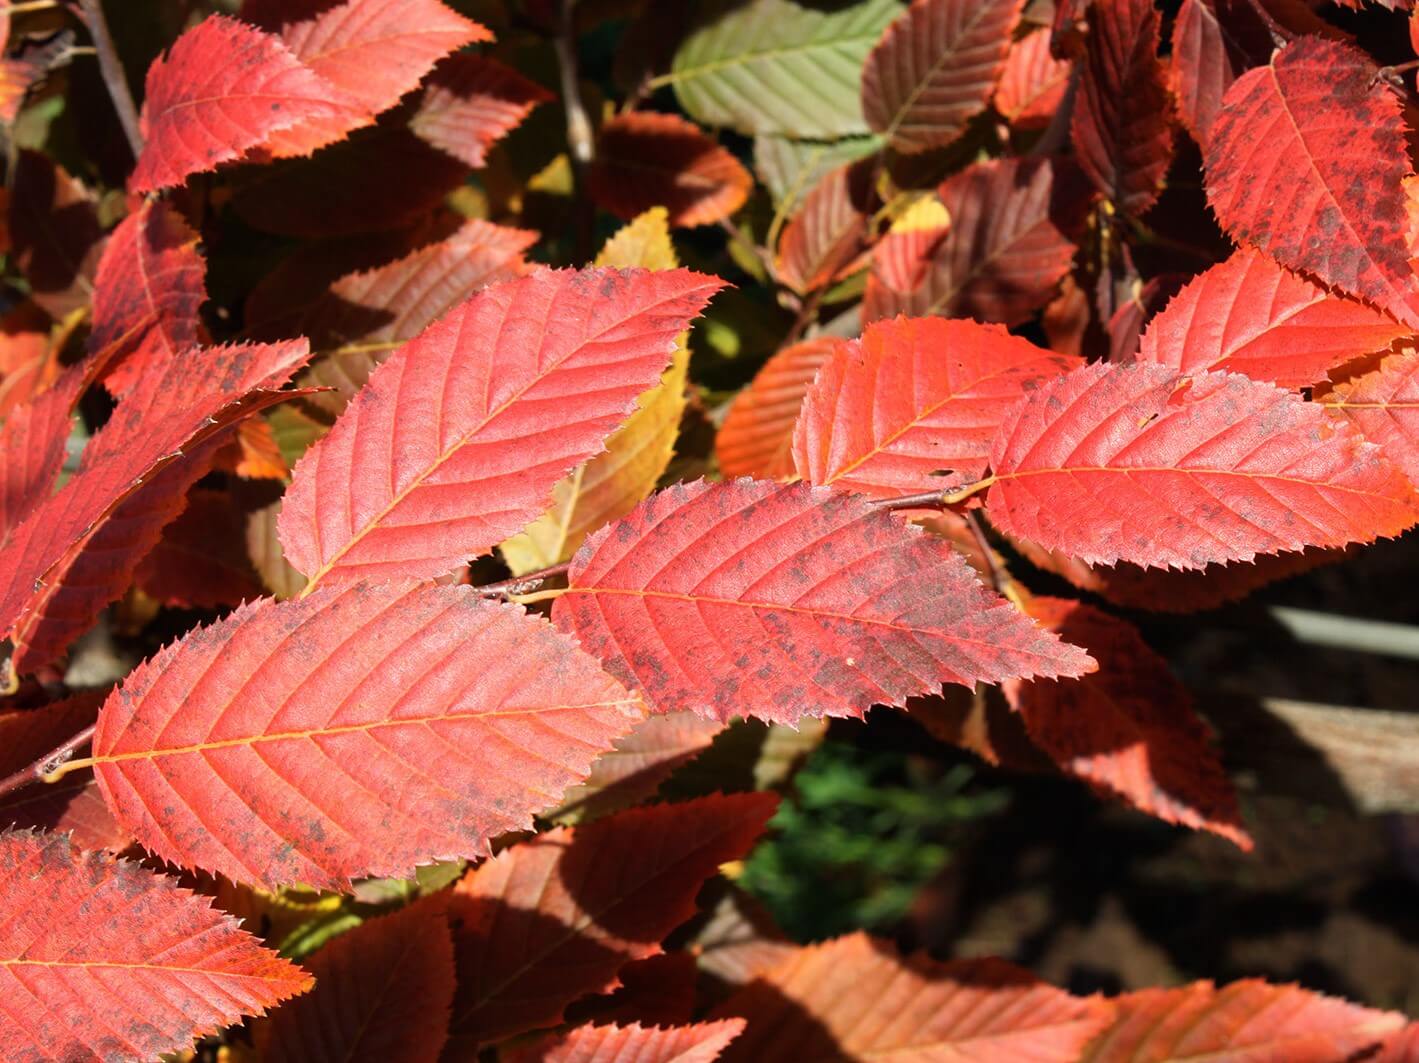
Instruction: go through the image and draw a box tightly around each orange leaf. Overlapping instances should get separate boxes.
[716,338,841,480]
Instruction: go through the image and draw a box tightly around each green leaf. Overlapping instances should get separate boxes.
[754,134,883,208]
[665,0,904,138]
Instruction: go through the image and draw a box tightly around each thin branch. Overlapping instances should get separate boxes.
[964,510,1009,594]
[553,0,596,263]
[783,285,826,346]
[74,0,142,160]
[865,478,995,511]
[0,723,95,798]
[474,561,571,597]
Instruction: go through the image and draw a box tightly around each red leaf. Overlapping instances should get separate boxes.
[712,933,1112,1061]
[91,583,644,889]
[130,16,358,193]
[792,316,1080,497]
[0,340,312,679]
[1169,0,1274,146]
[983,363,1419,568]
[872,205,951,295]
[553,479,1095,725]
[8,150,103,318]
[509,1020,747,1063]
[864,157,1082,326]
[277,267,724,588]
[564,953,701,1029]
[0,694,129,852]
[134,488,265,608]
[776,160,874,295]
[1136,248,1412,388]
[445,793,776,1048]
[411,53,553,167]
[1204,37,1419,328]
[994,29,1072,130]
[1378,1024,1419,1063]
[1323,350,1419,486]
[861,0,1023,154]
[1004,597,1251,848]
[1071,0,1174,215]
[88,200,207,396]
[253,900,455,1063]
[261,0,488,157]
[0,831,311,1060]
[716,338,841,480]
[588,112,753,229]
[1079,981,1405,1062]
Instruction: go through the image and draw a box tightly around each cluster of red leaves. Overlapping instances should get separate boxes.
[1,0,1419,1058]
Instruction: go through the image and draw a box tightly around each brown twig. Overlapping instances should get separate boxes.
[0,723,95,799]
[474,561,572,598]
[74,0,143,160]
[964,510,1009,594]
[864,478,994,511]
[553,0,595,263]
[719,217,777,283]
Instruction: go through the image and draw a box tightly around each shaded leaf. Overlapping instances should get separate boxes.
[253,899,455,1063]
[553,479,1095,725]
[1136,248,1412,388]
[777,159,874,294]
[588,112,753,228]
[0,694,128,852]
[278,267,723,588]
[983,363,1419,568]
[1204,37,1419,328]
[862,0,1022,153]
[994,28,1071,130]
[717,338,841,480]
[88,200,206,396]
[509,1020,747,1063]
[872,196,951,294]
[131,16,357,193]
[0,831,310,1060]
[713,932,1111,1061]
[411,53,553,167]
[501,212,691,574]
[752,134,881,211]
[1168,0,1274,147]
[864,156,1082,326]
[1079,980,1405,1062]
[91,583,644,889]
[1004,597,1251,848]
[1323,349,1419,487]
[446,793,777,1048]
[0,359,86,540]
[792,316,1078,497]
[1070,0,1174,215]
[8,150,103,318]
[133,488,265,608]
[668,0,903,138]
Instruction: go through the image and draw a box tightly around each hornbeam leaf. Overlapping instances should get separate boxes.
[792,316,1079,497]
[1078,980,1405,1062]
[553,479,1095,724]
[445,794,776,1049]
[507,1020,747,1063]
[1204,37,1419,328]
[667,0,903,138]
[1070,0,1174,215]
[1137,249,1412,388]
[278,267,724,588]
[130,16,358,193]
[0,340,313,678]
[411,53,553,167]
[0,831,311,1060]
[1004,597,1251,848]
[1323,350,1419,487]
[994,29,1071,130]
[88,200,207,396]
[712,933,1111,1061]
[982,363,1419,569]
[90,583,646,889]
[861,0,1022,154]
[588,112,753,228]
[501,212,692,575]
[252,900,455,1062]
[717,338,842,480]
[261,0,488,157]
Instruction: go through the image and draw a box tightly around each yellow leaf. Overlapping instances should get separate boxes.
[500,210,690,574]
